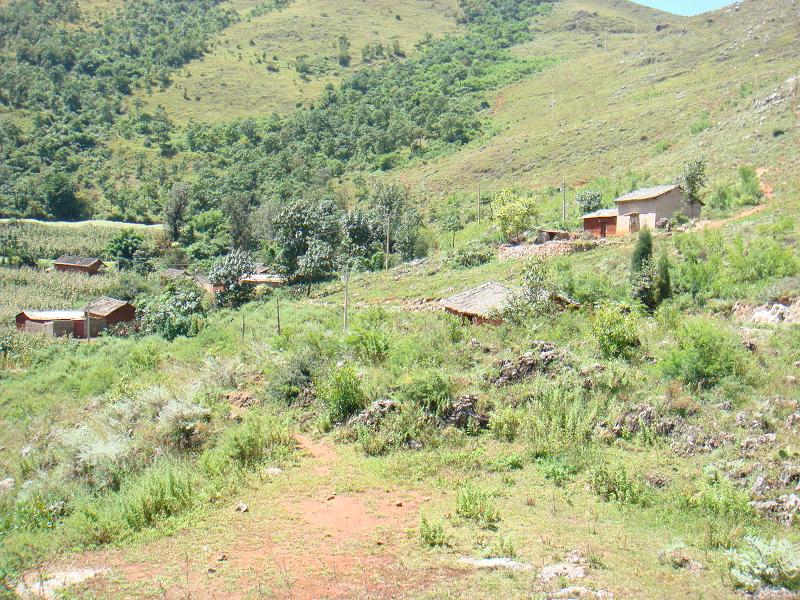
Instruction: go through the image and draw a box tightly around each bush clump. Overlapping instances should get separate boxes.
[589,464,649,505]
[661,319,746,388]
[444,241,493,269]
[319,365,366,424]
[456,484,500,528]
[157,398,211,450]
[200,414,293,477]
[419,514,448,547]
[728,536,800,592]
[591,305,640,359]
[398,370,452,417]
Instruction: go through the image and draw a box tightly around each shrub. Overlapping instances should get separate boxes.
[575,190,603,214]
[204,355,248,389]
[589,465,649,505]
[728,537,800,592]
[591,305,640,359]
[355,404,440,455]
[444,241,493,269]
[494,189,539,242]
[60,426,132,491]
[118,460,195,531]
[319,365,366,423]
[681,470,753,519]
[208,249,255,308]
[398,370,452,417]
[489,406,525,442]
[523,386,603,456]
[138,280,205,341]
[661,319,745,388]
[347,327,390,364]
[200,414,293,477]
[456,484,500,528]
[157,398,211,449]
[419,515,447,547]
[269,353,316,404]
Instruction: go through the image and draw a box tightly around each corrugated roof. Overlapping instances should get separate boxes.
[441,282,514,319]
[18,310,84,322]
[240,273,286,284]
[615,184,681,203]
[83,297,131,317]
[253,263,270,274]
[161,268,188,278]
[54,255,103,267]
[582,208,618,219]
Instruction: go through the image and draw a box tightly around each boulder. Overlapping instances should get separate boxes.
[491,341,566,386]
[442,395,488,429]
[350,398,399,428]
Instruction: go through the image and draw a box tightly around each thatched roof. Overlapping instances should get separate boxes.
[83,297,131,317]
[441,282,513,319]
[54,255,104,267]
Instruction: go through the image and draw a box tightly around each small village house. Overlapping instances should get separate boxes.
[53,255,105,275]
[582,184,702,238]
[160,268,190,285]
[194,274,225,294]
[80,297,136,337]
[15,297,135,338]
[15,310,85,337]
[441,282,514,325]
[239,272,286,288]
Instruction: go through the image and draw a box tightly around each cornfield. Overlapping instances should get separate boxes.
[0,267,126,330]
[0,220,161,260]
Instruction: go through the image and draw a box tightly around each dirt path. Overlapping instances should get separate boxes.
[694,168,774,231]
[21,435,458,599]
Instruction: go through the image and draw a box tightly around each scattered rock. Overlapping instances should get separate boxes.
[234,502,249,513]
[732,298,800,325]
[539,550,588,583]
[754,587,799,600]
[0,477,14,496]
[645,472,670,489]
[350,398,399,428]
[263,467,284,476]
[442,395,488,429]
[784,375,798,386]
[658,548,703,572]
[225,390,258,409]
[598,404,678,440]
[741,433,777,451]
[491,342,567,386]
[751,494,800,526]
[395,500,403,507]
[786,413,800,429]
[326,495,336,502]
[469,338,496,354]
[16,568,106,599]
[549,587,614,600]
[216,553,227,562]
[459,557,533,571]
[671,425,734,456]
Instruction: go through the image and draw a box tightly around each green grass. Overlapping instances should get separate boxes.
[140,0,463,121]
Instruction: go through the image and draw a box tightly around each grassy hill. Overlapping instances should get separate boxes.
[140,0,464,121]
[2,1,800,598]
[394,0,799,202]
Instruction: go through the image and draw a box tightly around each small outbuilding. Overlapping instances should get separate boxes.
[80,297,136,337]
[441,282,514,325]
[194,274,224,294]
[15,310,85,337]
[582,208,619,238]
[54,255,105,275]
[582,184,702,238]
[239,273,286,288]
[160,268,190,284]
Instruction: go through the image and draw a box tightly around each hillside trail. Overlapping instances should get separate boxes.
[693,167,773,231]
[20,435,457,599]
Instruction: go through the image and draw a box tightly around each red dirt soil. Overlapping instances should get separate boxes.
[31,435,462,599]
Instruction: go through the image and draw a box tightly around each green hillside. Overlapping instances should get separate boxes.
[2,0,800,598]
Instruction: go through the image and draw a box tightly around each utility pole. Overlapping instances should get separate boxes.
[276,297,281,335]
[477,185,482,223]
[343,268,350,331]
[384,213,391,271]
[562,180,567,221]
[84,307,90,341]
[605,30,608,52]
[241,313,245,342]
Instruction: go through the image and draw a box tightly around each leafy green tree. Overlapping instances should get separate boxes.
[223,193,255,250]
[494,189,539,243]
[297,239,337,296]
[680,157,707,218]
[271,194,342,276]
[209,249,256,308]
[575,189,603,214]
[631,230,656,310]
[337,34,351,67]
[139,280,205,340]
[440,204,463,248]
[631,229,653,274]
[163,182,191,242]
[106,228,144,271]
[655,253,672,304]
